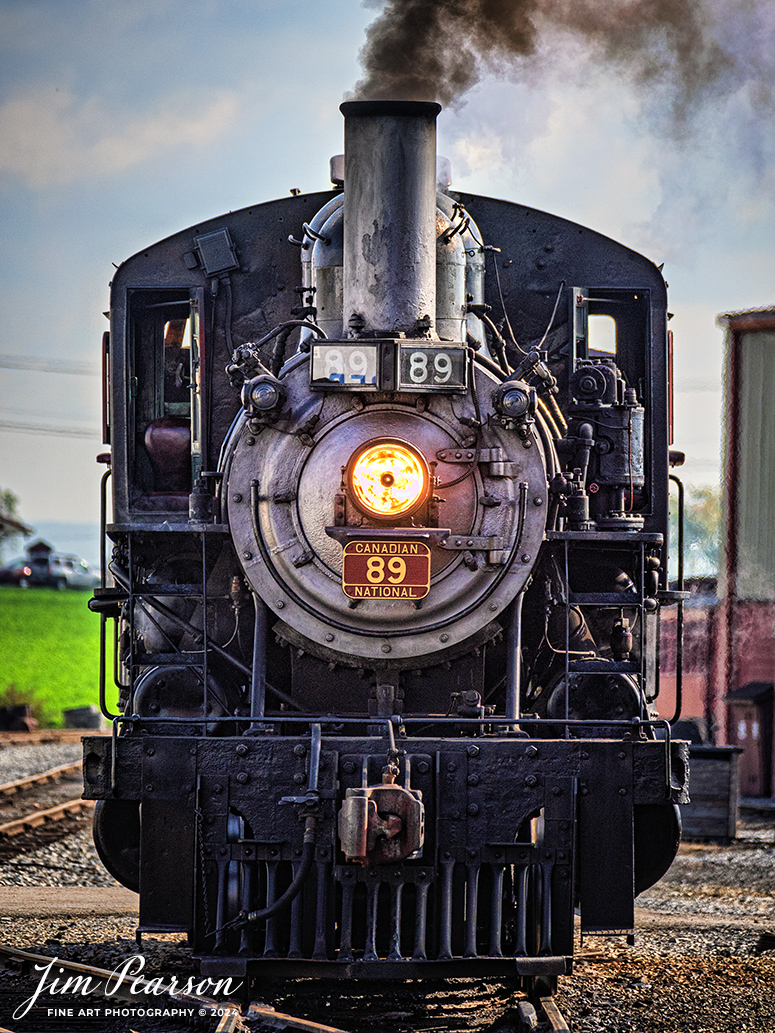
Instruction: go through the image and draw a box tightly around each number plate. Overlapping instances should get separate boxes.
[342,540,431,599]
[310,343,379,389]
[399,345,467,392]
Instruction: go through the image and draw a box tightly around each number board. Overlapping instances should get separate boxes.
[399,345,467,392]
[342,539,431,600]
[310,343,379,389]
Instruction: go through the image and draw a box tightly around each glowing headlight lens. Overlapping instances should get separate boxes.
[348,440,429,519]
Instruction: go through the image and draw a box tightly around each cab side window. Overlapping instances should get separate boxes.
[128,289,204,508]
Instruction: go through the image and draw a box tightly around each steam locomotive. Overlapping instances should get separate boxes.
[83,100,688,994]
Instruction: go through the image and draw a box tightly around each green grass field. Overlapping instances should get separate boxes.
[0,586,102,727]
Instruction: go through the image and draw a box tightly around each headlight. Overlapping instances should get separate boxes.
[499,386,530,417]
[241,373,286,414]
[492,378,535,422]
[347,439,429,519]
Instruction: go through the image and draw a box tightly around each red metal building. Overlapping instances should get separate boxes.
[714,307,775,797]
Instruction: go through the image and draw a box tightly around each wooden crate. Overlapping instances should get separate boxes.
[681,745,742,841]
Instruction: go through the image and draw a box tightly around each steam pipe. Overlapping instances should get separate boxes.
[249,593,267,725]
[340,100,440,336]
[505,593,524,726]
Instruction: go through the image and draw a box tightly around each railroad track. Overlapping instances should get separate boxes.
[0,762,91,859]
[0,729,108,746]
[0,940,571,1032]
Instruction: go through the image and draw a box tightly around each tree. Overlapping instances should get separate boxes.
[0,488,32,562]
[669,484,721,580]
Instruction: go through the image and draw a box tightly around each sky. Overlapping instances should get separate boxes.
[0,0,773,564]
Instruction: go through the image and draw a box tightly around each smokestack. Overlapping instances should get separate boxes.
[340,100,441,337]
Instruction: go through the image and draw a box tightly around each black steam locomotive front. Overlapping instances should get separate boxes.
[83,100,688,991]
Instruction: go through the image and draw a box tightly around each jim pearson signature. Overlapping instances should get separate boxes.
[13,954,242,1020]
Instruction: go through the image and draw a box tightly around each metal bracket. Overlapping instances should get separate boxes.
[436,446,520,478]
[437,446,501,463]
[439,534,504,552]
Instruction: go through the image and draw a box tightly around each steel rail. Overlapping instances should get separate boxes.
[0,762,82,797]
[0,798,94,837]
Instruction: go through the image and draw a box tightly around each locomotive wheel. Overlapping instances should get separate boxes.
[634,802,682,895]
[92,799,140,893]
[524,973,558,1001]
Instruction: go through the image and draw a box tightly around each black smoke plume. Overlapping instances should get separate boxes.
[354,0,767,128]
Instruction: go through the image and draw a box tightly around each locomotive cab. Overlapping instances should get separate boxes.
[84,100,688,993]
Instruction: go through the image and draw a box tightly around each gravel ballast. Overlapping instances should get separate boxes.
[0,741,82,785]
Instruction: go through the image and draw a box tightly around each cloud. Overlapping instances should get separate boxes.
[0,86,239,189]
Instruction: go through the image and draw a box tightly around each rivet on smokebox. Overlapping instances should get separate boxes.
[325,633,335,642]
[381,644,391,653]
[521,553,531,563]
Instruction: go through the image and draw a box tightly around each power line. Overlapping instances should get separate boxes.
[0,355,99,376]
[0,420,99,439]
